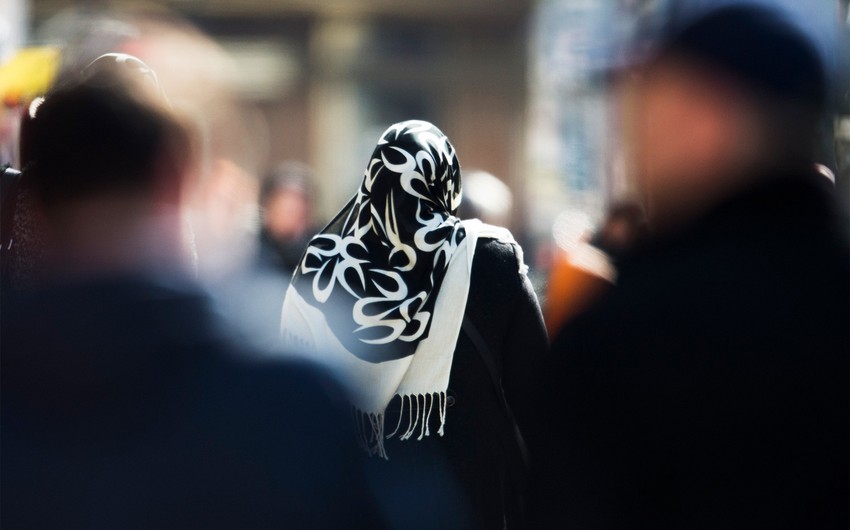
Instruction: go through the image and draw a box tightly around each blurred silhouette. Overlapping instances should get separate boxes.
[2,10,270,290]
[529,5,849,529]
[281,120,547,529]
[544,201,646,336]
[0,47,61,293]
[1,97,51,292]
[1,54,386,530]
[257,161,317,276]
[1,164,22,290]
[125,15,270,281]
[209,162,318,352]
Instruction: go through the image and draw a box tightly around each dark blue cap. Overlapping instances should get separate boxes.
[654,4,826,110]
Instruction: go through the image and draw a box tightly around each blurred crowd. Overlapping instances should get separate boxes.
[1,2,848,529]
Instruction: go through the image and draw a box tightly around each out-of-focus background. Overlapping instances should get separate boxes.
[2,0,848,286]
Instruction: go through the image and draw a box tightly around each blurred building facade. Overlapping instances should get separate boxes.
[29,0,532,231]
[19,0,850,253]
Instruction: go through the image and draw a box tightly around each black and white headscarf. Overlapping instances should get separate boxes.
[280,120,525,457]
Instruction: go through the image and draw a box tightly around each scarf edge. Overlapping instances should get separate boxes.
[353,390,447,460]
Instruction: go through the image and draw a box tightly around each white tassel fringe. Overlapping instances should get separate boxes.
[354,391,447,460]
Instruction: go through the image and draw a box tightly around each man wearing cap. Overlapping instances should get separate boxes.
[529,5,849,528]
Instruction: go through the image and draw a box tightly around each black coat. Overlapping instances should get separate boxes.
[365,238,548,530]
[1,273,387,529]
[528,173,849,529]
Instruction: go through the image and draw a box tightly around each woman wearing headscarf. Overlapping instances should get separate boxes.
[280,120,547,529]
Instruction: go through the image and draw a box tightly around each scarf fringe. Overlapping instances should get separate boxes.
[281,328,314,353]
[353,391,447,460]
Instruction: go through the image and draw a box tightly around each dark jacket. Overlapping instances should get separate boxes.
[528,172,849,529]
[367,238,548,530]
[1,273,387,529]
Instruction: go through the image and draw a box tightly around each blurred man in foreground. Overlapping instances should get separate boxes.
[530,5,849,529]
[1,54,385,529]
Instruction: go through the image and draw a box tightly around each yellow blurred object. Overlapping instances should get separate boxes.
[0,47,61,107]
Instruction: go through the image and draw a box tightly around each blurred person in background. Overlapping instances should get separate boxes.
[1,120,38,294]
[543,201,646,336]
[210,162,318,352]
[281,120,547,529]
[2,67,59,293]
[0,54,386,530]
[257,161,317,276]
[529,4,849,529]
[0,48,59,290]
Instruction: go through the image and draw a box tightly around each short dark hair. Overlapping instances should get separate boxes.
[657,5,826,111]
[259,161,314,208]
[26,65,190,210]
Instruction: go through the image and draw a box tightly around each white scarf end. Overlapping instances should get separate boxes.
[353,391,447,459]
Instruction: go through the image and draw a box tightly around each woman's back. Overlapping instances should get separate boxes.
[370,238,547,529]
[279,120,547,529]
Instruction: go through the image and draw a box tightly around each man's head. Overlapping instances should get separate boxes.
[25,54,196,273]
[629,5,826,223]
[28,54,192,214]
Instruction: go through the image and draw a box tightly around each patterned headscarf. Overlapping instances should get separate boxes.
[289,120,465,362]
[281,120,526,457]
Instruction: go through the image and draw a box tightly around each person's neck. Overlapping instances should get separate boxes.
[646,158,817,237]
[47,196,193,280]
